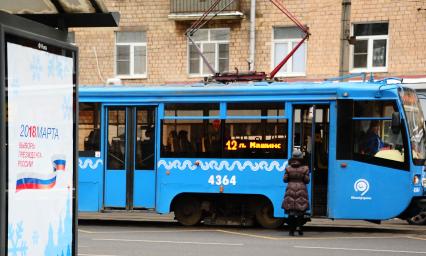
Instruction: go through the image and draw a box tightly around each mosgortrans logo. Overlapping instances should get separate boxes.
[351,178,372,200]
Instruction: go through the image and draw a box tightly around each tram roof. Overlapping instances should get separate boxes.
[79,81,408,102]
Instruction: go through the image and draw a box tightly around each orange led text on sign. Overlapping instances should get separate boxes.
[225,139,282,151]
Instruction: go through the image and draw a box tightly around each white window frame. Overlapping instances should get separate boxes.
[115,32,148,79]
[271,29,307,78]
[350,27,389,73]
[187,28,230,77]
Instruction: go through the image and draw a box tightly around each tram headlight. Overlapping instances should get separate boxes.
[414,175,420,185]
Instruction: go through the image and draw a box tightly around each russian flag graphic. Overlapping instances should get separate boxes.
[52,154,66,172]
[16,173,57,192]
[15,155,66,192]
[53,159,66,171]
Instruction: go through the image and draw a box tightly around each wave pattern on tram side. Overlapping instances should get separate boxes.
[157,159,287,172]
[79,159,103,170]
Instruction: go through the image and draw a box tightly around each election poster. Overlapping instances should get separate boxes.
[7,41,74,255]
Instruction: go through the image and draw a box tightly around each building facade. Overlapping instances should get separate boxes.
[72,0,426,85]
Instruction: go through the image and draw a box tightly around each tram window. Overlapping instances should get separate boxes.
[224,103,287,159]
[135,108,156,170]
[338,100,408,169]
[354,101,397,117]
[165,103,219,117]
[161,103,221,158]
[337,100,354,159]
[227,102,285,116]
[400,89,426,165]
[79,103,100,157]
[107,108,126,170]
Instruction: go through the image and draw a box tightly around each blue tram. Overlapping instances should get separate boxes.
[78,80,426,227]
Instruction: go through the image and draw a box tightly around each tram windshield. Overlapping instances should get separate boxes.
[400,88,426,165]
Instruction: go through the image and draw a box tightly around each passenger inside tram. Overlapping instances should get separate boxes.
[203,120,221,154]
[84,128,100,151]
[138,127,155,170]
[165,130,178,153]
[177,130,193,153]
[314,127,328,171]
[108,133,126,169]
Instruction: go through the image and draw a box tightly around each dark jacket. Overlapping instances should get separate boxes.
[361,130,384,155]
[282,158,310,212]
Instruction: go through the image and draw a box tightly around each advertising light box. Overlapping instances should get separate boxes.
[3,31,77,255]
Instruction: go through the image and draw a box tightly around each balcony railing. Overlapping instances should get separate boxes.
[170,0,241,17]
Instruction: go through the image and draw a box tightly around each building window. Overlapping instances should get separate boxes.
[115,31,147,78]
[188,28,229,76]
[350,23,388,72]
[272,27,307,77]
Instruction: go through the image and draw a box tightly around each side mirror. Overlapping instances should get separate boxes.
[391,112,401,134]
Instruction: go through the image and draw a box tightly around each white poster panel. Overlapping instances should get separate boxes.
[7,42,74,255]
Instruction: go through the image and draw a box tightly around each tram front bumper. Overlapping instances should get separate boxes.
[417,198,426,208]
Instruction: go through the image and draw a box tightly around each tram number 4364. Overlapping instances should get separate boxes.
[208,175,237,186]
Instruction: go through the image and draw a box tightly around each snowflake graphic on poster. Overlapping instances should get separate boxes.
[8,52,21,97]
[32,231,39,245]
[9,76,21,96]
[48,54,56,78]
[30,54,42,81]
[56,58,64,80]
[62,95,72,120]
[8,221,28,256]
[45,196,73,256]
[64,59,73,78]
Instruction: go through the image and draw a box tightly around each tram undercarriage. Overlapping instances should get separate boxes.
[171,193,285,228]
[400,197,426,225]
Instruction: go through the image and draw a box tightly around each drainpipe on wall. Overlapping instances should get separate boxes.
[249,0,256,71]
[339,0,351,76]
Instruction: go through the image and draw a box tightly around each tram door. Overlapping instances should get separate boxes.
[104,106,157,209]
[292,105,330,217]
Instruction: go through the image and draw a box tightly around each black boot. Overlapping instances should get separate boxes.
[298,227,304,236]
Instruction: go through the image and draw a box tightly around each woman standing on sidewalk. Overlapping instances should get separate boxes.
[282,149,310,236]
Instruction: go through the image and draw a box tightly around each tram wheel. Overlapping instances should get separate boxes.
[174,197,202,226]
[255,202,284,229]
[407,211,426,225]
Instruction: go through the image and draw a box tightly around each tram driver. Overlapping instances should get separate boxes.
[361,120,385,155]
